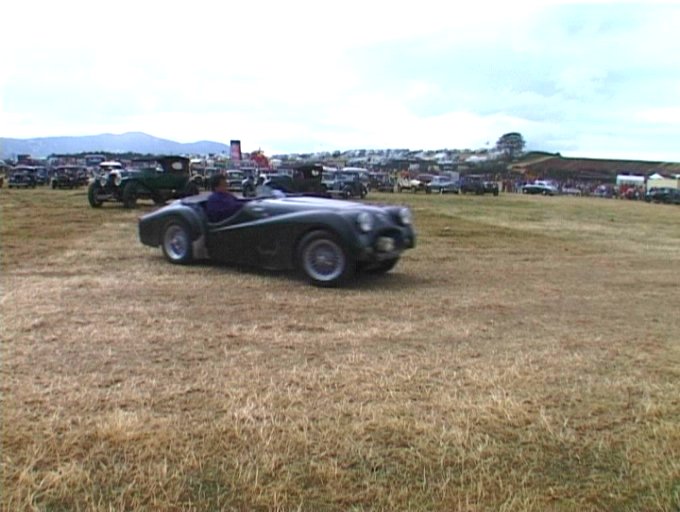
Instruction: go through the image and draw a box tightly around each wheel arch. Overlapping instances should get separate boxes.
[288,217,357,269]
[139,204,205,248]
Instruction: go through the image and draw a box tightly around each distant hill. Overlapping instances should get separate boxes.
[0,132,230,158]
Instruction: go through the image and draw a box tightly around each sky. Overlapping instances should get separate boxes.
[2,1,680,160]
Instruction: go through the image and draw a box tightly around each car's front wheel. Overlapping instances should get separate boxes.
[297,230,354,287]
[161,220,193,264]
[88,182,104,207]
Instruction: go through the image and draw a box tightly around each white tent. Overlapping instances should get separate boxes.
[616,174,645,185]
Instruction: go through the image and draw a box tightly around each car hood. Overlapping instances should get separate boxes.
[258,196,386,213]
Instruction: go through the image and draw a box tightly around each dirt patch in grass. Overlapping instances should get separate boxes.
[2,189,680,510]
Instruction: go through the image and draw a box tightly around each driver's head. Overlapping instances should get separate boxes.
[211,174,228,192]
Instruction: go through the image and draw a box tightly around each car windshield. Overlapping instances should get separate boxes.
[228,171,244,179]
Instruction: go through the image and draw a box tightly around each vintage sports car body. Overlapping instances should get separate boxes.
[138,193,416,286]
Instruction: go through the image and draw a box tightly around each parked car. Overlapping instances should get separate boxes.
[138,192,416,287]
[8,170,37,188]
[395,174,427,193]
[426,176,460,194]
[322,170,368,199]
[483,181,500,196]
[264,164,330,197]
[645,187,680,204]
[225,170,245,192]
[458,176,486,195]
[368,172,395,192]
[51,165,85,189]
[88,156,201,208]
[521,181,559,195]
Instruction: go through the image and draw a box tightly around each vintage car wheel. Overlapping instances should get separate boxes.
[297,230,354,287]
[161,220,193,264]
[88,182,104,207]
[184,182,200,197]
[243,184,256,198]
[365,257,399,274]
[122,182,138,208]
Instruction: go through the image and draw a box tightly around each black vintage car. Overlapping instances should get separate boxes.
[458,176,488,195]
[368,172,395,192]
[51,165,86,189]
[645,187,680,204]
[8,170,37,188]
[138,193,416,287]
[322,169,369,199]
[263,164,330,197]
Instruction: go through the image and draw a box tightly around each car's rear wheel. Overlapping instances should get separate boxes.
[297,230,354,287]
[88,182,104,207]
[161,220,193,264]
[122,182,138,208]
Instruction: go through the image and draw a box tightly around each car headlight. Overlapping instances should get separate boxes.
[99,175,108,187]
[113,173,123,187]
[398,207,412,226]
[356,212,374,232]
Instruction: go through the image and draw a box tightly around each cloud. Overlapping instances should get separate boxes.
[1,2,680,160]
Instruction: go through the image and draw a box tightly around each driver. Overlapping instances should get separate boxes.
[206,174,244,222]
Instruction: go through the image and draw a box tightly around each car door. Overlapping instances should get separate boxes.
[206,200,293,268]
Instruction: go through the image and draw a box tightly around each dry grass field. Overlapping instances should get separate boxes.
[2,187,679,511]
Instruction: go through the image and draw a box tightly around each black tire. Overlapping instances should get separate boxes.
[122,182,138,208]
[161,220,193,264]
[365,257,399,275]
[88,182,104,207]
[51,181,57,189]
[425,187,432,194]
[184,181,200,197]
[243,184,256,198]
[297,230,354,287]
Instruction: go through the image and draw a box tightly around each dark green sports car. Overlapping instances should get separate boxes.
[138,193,416,287]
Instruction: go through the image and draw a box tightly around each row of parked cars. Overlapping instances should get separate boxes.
[4,165,91,189]
[363,173,500,196]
